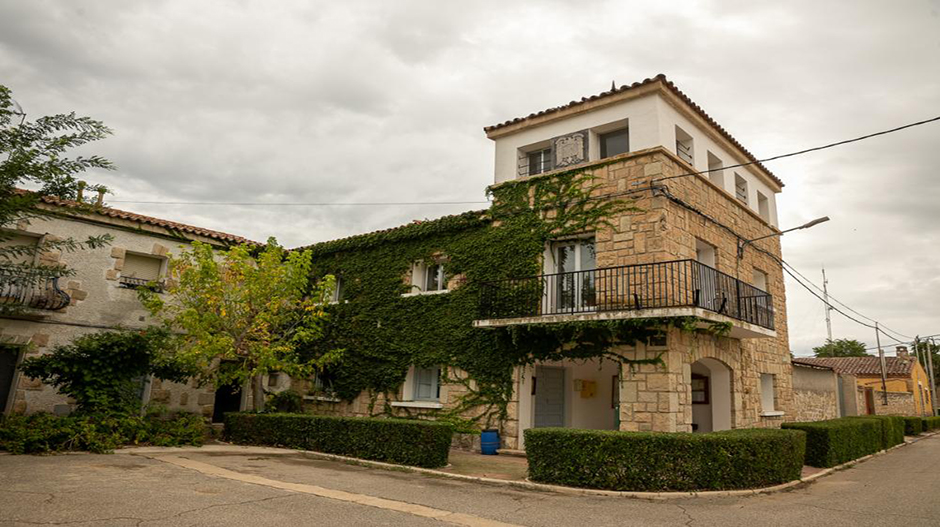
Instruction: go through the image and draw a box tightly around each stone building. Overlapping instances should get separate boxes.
[298,75,799,449]
[795,348,934,417]
[0,194,261,420]
[790,360,858,421]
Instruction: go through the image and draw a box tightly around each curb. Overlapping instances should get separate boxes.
[119,430,940,500]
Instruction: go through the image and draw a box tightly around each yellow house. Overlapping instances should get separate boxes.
[795,347,934,417]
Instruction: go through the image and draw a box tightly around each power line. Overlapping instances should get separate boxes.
[652,115,940,184]
[108,199,491,206]
[777,259,912,342]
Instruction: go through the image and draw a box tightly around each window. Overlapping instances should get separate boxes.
[527,148,552,176]
[675,126,694,165]
[331,276,343,303]
[707,151,724,188]
[409,261,448,294]
[120,253,164,290]
[760,374,776,413]
[550,237,596,311]
[757,191,770,222]
[599,128,629,159]
[691,374,709,404]
[694,239,716,268]
[267,373,280,387]
[0,232,39,265]
[752,269,768,292]
[734,173,748,205]
[413,366,441,401]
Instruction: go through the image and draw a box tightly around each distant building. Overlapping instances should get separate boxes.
[794,347,933,417]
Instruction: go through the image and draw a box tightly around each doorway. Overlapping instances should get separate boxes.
[690,358,732,432]
[534,366,565,428]
[864,387,875,415]
[212,382,243,423]
[0,345,19,414]
[550,238,596,312]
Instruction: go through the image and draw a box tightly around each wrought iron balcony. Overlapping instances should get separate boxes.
[0,269,71,311]
[478,259,774,330]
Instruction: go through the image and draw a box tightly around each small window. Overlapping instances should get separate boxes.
[647,332,668,348]
[121,253,164,290]
[599,128,629,159]
[675,126,694,165]
[760,373,776,413]
[695,238,716,268]
[413,366,441,401]
[0,232,40,265]
[707,151,724,188]
[757,191,770,222]
[752,269,768,292]
[527,148,552,176]
[331,276,343,303]
[734,174,749,205]
[691,374,709,404]
[267,373,280,387]
[411,261,447,293]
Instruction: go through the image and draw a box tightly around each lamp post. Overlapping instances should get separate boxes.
[737,216,830,259]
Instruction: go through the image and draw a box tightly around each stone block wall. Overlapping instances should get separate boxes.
[792,390,839,422]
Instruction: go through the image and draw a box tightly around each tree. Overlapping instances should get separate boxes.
[0,85,114,314]
[912,338,940,390]
[140,239,338,411]
[812,338,869,357]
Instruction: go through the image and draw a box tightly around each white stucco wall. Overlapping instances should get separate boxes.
[490,90,780,227]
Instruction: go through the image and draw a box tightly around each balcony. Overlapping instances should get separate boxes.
[475,259,775,338]
[0,269,71,312]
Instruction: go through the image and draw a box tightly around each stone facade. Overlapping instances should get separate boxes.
[791,363,840,422]
[1,202,248,417]
[858,386,919,417]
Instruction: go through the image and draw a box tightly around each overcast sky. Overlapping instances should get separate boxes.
[1,0,938,356]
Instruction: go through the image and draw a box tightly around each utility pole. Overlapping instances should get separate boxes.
[928,337,938,416]
[822,265,833,341]
[876,323,888,406]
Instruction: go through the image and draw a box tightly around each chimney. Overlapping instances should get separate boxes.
[96,188,106,207]
[896,346,909,359]
[77,181,86,202]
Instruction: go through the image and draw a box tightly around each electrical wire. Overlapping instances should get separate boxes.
[652,115,940,184]
[108,199,492,206]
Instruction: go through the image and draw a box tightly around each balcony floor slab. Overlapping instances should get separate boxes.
[473,307,776,339]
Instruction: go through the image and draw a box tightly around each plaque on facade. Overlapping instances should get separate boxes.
[553,131,588,168]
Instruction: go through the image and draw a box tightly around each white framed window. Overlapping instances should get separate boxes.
[407,261,448,295]
[675,126,694,165]
[393,365,444,408]
[527,147,552,176]
[707,151,724,188]
[734,173,749,205]
[548,237,596,312]
[760,373,779,414]
[331,276,343,303]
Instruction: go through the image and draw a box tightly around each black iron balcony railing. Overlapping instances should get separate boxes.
[478,259,774,330]
[119,276,165,293]
[0,269,71,311]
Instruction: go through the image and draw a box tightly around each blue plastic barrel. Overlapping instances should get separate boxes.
[480,429,500,455]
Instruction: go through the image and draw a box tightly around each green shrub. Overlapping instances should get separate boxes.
[224,412,453,468]
[523,428,805,492]
[17,329,192,414]
[903,416,924,436]
[845,415,904,448]
[265,390,304,413]
[922,416,940,431]
[782,418,882,467]
[0,411,206,455]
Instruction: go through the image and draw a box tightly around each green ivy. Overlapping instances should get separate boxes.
[300,170,727,427]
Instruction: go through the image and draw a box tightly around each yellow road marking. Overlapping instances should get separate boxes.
[149,455,522,527]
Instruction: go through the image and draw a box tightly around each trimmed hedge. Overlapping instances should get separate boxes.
[782,418,882,468]
[923,416,940,431]
[524,427,806,492]
[845,415,904,449]
[904,416,924,436]
[224,412,453,468]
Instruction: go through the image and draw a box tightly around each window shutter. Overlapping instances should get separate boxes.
[122,254,163,281]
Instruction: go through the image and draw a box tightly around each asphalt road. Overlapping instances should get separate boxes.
[2,435,940,526]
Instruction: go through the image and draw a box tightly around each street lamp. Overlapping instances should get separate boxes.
[737,216,830,258]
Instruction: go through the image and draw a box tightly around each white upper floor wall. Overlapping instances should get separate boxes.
[486,76,782,227]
